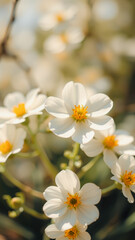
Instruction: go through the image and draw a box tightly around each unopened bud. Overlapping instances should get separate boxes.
[11,197,23,209]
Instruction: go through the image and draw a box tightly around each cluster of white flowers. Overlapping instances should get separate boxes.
[1,79,135,239]
[0,88,46,163]
[43,80,135,239]
[39,0,85,54]
[44,169,101,239]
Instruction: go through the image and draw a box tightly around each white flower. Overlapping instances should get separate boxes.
[81,124,135,168]
[43,169,101,230]
[39,1,77,31]
[44,28,84,54]
[45,81,113,144]
[45,222,91,240]
[0,89,46,127]
[0,124,26,163]
[111,154,135,203]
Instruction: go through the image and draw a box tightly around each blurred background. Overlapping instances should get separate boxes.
[0,0,135,239]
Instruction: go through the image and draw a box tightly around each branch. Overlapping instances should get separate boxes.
[0,0,20,58]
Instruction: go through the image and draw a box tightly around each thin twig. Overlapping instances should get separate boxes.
[0,0,20,57]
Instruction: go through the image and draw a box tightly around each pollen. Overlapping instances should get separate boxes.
[103,135,118,149]
[64,226,78,239]
[0,140,12,154]
[56,13,64,22]
[13,103,26,117]
[64,193,81,209]
[121,170,135,187]
[72,105,88,122]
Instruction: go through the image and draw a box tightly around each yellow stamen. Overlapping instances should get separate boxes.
[0,140,12,154]
[121,171,135,187]
[64,193,81,209]
[72,105,88,122]
[103,135,118,149]
[13,103,26,117]
[56,13,64,22]
[64,226,78,239]
[60,33,68,43]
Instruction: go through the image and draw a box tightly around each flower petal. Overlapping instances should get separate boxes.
[55,169,80,195]
[26,94,46,112]
[78,232,91,240]
[122,185,134,203]
[79,183,101,205]
[44,186,64,201]
[72,121,94,144]
[45,224,63,239]
[118,154,135,173]
[55,209,76,230]
[49,117,75,138]
[87,93,113,117]
[103,149,118,168]
[90,116,114,130]
[4,92,25,110]
[76,204,99,225]
[62,81,87,115]
[0,107,15,126]
[115,130,134,145]
[115,145,135,155]
[45,97,69,118]
[81,139,103,157]
[43,199,66,218]
[0,152,12,163]
[12,128,26,153]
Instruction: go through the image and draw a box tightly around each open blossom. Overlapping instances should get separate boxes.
[0,125,26,163]
[111,154,135,203]
[45,81,113,144]
[44,28,84,54]
[43,169,101,230]
[0,88,46,127]
[81,124,135,168]
[45,222,91,240]
[39,1,77,31]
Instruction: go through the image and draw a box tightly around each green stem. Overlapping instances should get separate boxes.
[68,143,80,169]
[78,154,101,179]
[26,125,58,181]
[102,183,116,195]
[72,143,80,158]
[16,151,39,158]
[2,170,44,200]
[23,205,47,220]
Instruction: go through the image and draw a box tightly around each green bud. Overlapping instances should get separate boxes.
[11,197,23,209]
[64,151,72,159]
[60,163,67,170]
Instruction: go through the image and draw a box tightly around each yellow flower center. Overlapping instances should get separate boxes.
[103,135,118,149]
[0,140,12,154]
[60,33,68,43]
[64,226,78,239]
[64,193,81,209]
[13,103,26,117]
[56,13,64,22]
[72,105,88,122]
[121,171,135,187]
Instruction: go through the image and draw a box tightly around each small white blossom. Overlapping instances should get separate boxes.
[44,28,84,54]
[39,1,77,31]
[43,169,101,230]
[45,81,113,144]
[0,88,46,127]
[45,222,91,240]
[81,124,135,168]
[111,154,135,203]
[0,125,26,163]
